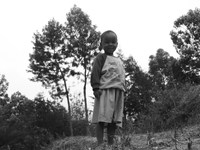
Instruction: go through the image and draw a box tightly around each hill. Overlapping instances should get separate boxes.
[45,124,200,150]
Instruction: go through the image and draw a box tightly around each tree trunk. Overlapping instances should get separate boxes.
[60,68,73,136]
[172,81,178,150]
[54,54,73,136]
[65,87,73,136]
[84,66,89,135]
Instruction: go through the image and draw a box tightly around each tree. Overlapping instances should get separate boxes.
[0,74,9,103]
[170,8,200,84]
[171,59,189,85]
[149,48,176,90]
[0,92,53,150]
[34,94,70,137]
[123,56,153,119]
[65,5,100,134]
[28,19,74,136]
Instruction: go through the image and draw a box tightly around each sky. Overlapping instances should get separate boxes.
[0,0,200,107]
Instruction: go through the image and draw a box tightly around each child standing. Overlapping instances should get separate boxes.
[91,30,125,145]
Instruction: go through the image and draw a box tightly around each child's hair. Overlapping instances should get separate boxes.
[99,30,118,50]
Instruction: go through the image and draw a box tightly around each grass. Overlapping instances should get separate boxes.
[45,124,200,150]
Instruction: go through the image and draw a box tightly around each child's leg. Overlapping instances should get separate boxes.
[96,122,104,145]
[107,123,116,145]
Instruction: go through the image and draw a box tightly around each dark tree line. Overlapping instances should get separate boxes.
[0,75,89,150]
[123,8,200,133]
[0,89,68,149]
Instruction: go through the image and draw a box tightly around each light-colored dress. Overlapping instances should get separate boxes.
[91,55,125,127]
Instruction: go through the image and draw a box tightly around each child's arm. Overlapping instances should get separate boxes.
[93,89,102,100]
[91,53,106,91]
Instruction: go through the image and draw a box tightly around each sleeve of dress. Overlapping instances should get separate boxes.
[90,53,106,91]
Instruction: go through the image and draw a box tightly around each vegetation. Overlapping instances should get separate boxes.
[45,125,200,150]
[28,18,74,136]
[1,6,200,150]
[170,8,200,84]
[65,5,100,135]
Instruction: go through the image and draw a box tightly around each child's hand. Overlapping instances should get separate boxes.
[93,89,102,100]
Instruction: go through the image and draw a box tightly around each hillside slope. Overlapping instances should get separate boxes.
[46,125,200,150]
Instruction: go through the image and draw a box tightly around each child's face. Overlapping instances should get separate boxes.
[102,32,118,55]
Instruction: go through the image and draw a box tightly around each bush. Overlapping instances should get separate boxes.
[0,93,70,150]
[135,84,200,133]
[72,120,88,136]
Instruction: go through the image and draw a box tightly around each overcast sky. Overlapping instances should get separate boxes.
[0,0,199,104]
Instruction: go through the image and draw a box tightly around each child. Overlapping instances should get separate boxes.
[91,30,125,145]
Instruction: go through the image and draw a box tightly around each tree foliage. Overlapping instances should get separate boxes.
[123,56,153,118]
[170,8,200,84]
[34,94,70,137]
[66,5,100,68]
[143,83,200,132]
[28,6,101,136]
[0,90,72,149]
[28,19,74,136]
[29,19,69,92]
[149,48,176,90]
[178,84,200,124]
[0,74,9,102]
[65,5,100,135]
[0,92,52,150]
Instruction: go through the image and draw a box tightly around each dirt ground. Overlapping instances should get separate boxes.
[46,125,200,150]
[129,125,200,150]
